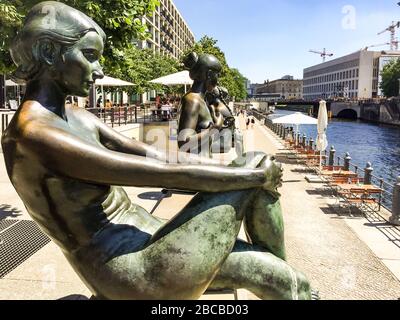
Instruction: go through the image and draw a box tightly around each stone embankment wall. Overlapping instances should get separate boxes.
[360,98,400,126]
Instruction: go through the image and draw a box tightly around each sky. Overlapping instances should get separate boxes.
[173,0,400,83]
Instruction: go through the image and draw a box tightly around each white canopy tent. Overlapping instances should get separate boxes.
[149,70,193,92]
[94,76,135,107]
[272,112,318,145]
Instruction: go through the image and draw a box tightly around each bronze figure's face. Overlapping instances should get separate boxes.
[205,69,220,91]
[56,31,104,96]
[10,1,106,95]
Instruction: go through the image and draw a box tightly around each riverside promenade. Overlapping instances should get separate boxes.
[0,118,400,300]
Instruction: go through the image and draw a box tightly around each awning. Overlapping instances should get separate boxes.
[95,76,135,86]
[149,70,193,86]
[6,79,18,86]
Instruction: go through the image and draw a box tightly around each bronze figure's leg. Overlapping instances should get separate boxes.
[78,188,259,300]
[244,189,286,261]
[209,240,311,300]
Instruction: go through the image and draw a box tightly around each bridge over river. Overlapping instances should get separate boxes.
[241,100,361,120]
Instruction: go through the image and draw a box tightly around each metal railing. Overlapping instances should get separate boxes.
[0,104,179,134]
[334,155,394,212]
[84,104,178,127]
[0,110,15,133]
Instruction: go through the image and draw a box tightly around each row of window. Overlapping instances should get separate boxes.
[159,0,193,42]
[304,59,359,78]
[304,92,359,99]
[303,80,359,94]
[304,68,359,86]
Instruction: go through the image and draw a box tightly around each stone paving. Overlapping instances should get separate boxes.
[0,117,400,300]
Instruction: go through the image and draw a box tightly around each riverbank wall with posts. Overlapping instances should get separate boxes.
[247,107,400,226]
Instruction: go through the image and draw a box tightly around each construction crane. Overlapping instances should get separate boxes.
[363,42,390,51]
[377,21,400,50]
[309,48,333,62]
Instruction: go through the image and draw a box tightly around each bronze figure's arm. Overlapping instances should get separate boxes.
[88,110,223,166]
[21,122,266,192]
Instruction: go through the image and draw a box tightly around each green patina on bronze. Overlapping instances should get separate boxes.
[2,1,313,300]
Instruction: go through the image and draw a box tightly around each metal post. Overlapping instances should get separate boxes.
[343,152,351,171]
[302,134,307,147]
[0,75,6,109]
[364,162,373,185]
[135,105,138,123]
[309,138,314,150]
[390,177,400,226]
[297,133,301,146]
[283,128,287,140]
[88,85,96,109]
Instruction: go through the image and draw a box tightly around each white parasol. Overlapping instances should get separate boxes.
[272,112,318,145]
[316,100,328,172]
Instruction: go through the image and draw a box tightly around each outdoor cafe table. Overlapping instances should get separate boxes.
[335,183,383,211]
[336,183,383,194]
[320,170,358,178]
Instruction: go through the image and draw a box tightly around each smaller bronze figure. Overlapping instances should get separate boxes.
[205,86,243,155]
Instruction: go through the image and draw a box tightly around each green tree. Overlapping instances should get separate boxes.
[108,45,180,95]
[380,58,400,97]
[182,36,248,101]
[0,0,159,74]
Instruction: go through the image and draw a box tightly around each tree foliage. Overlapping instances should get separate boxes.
[380,58,400,97]
[107,45,180,94]
[0,0,159,74]
[182,36,248,101]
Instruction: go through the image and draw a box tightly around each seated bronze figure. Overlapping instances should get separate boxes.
[2,1,313,300]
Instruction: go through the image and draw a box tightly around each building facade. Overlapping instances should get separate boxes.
[303,50,400,100]
[255,77,303,100]
[140,0,195,60]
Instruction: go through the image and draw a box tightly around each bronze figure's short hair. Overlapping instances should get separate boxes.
[10,1,106,83]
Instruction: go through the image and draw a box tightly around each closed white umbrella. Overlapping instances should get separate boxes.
[316,100,328,172]
[272,112,318,145]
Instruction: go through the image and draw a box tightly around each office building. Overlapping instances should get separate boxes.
[303,50,400,100]
[139,0,195,60]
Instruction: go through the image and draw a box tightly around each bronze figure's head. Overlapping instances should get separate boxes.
[183,52,222,90]
[10,1,105,96]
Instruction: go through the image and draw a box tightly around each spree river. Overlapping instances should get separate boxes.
[269,109,400,208]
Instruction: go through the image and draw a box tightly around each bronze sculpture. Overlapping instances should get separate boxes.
[2,1,313,300]
[178,52,223,157]
[205,86,243,155]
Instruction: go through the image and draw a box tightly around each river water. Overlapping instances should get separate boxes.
[269,109,400,208]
